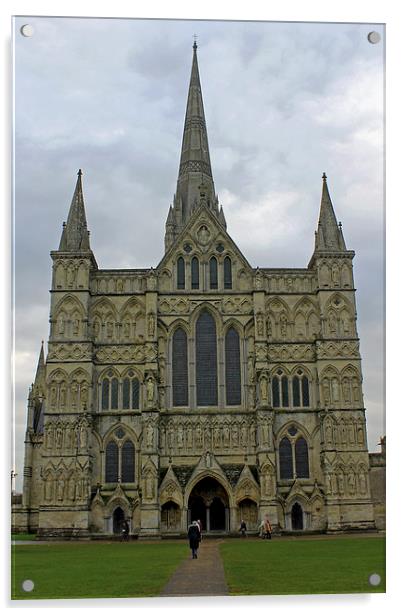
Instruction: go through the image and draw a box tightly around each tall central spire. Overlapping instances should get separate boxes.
[165,43,225,251]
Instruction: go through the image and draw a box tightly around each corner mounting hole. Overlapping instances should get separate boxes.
[368,573,381,586]
[20,24,34,37]
[22,579,34,592]
[367,31,380,44]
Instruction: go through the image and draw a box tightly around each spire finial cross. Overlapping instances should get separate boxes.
[193,34,198,50]
[322,172,327,181]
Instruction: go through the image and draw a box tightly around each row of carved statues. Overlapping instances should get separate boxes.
[322,415,366,447]
[42,464,91,503]
[324,465,369,498]
[44,418,91,451]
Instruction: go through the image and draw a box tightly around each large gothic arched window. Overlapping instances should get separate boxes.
[279,427,310,480]
[196,311,218,406]
[225,327,241,405]
[172,328,189,406]
[105,439,135,484]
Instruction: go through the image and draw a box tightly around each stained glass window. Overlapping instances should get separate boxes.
[293,376,301,407]
[132,378,140,409]
[225,327,241,405]
[282,376,289,407]
[224,256,232,289]
[111,378,119,409]
[196,311,218,406]
[122,378,130,409]
[272,376,280,407]
[295,437,309,478]
[121,440,135,483]
[302,376,310,407]
[172,328,188,406]
[279,437,293,479]
[105,441,118,482]
[191,257,199,289]
[177,257,185,289]
[209,257,218,289]
[101,379,109,410]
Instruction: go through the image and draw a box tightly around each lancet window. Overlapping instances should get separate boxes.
[101,374,140,411]
[279,427,309,480]
[225,327,241,405]
[105,438,135,483]
[172,328,189,406]
[196,311,218,405]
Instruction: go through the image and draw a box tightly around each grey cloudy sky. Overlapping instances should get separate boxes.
[13,16,384,491]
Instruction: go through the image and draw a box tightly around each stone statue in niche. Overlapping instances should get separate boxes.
[146,376,155,406]
[266,317,272,338]
[55,425,63,449]
[45,424,54,449]
[80,424,88,449]
[352,378,360,402]
[195,424,203,449]
[144,470,155,500]
[332,264,340,285]
[232,424,239,447]
[68,473,76,501]
[325,420,333,443]
[106,321,113,338]
[43,472,54,501]
[72,317,80,335]
[331,378,340,402]
[342,379,351,403]
[58,315,65,335]
[256,312,264,336]
[279,314,287,338]
[322,379,331,404]
[57,475,66,501]
[328,313,337,334]
[359,470,367,494]
[66,265,75,288]
[347,471,356,495]
[223,425,230,448]
[197,225,210,246]
[146,422,154,448]
[254,270,263,290]
[148,312,155,338]
[186,424,193,449]
[240,423,248,447]
[259,373,268,404]
[71,382,79,407]
[177,424,184,449]
[337,472,345,496]
[50,385,57,408]
[80,384,88,409]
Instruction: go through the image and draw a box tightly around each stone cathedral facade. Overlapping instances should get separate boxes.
[16,44,376,538]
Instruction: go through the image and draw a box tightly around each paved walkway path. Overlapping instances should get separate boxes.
[160,539,229,597]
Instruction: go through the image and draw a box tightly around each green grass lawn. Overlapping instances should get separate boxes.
[11,541,188,600]
[12,534,37,542]
[219,536,386,595]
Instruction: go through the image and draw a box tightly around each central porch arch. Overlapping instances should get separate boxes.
[187,477,230,532]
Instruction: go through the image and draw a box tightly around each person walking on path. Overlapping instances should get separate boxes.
[188,520,201,559]
[196,519,203,541]
[263,517,272,540]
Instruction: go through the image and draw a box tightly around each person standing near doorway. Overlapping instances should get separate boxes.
[188,520,201,559]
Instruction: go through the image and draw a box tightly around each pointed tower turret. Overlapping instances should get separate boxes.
[59,170,91,252]
[165,42,223,250]
[315,173,346,252]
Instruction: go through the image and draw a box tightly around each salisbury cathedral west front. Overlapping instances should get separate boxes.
[14,43,378,538]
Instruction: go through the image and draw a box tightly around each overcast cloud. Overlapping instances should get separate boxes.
[13,17,384,491]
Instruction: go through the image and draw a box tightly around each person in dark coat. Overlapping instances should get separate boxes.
[188,520,201,559]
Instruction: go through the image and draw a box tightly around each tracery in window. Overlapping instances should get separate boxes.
[225,327,241,405]
[177,257,185,290]
[196,311,218,406]
[172,328,189,406]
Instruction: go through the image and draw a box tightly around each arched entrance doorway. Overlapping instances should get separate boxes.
[113,507,125,534]
[188,477,229,533]
[291,502,303,530]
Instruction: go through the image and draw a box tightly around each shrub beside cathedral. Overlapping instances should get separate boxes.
[14,44,379,538]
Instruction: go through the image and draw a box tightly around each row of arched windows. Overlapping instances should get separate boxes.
[172,312,241,407]
[177,256,232,290]
[101,376,140,411]
[272,371,310,408]
[104,433,309,484]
